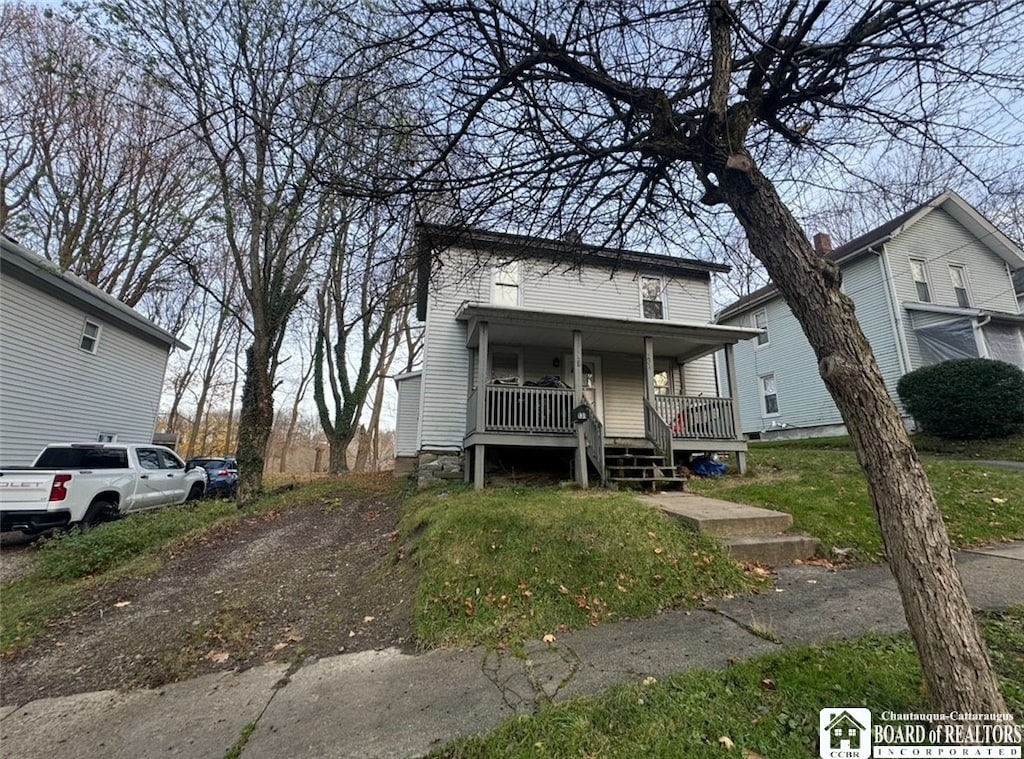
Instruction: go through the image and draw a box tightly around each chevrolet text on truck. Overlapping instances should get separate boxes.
[0,443,206,533]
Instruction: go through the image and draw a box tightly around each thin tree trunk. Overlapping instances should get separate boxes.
[225,332,242,455]
[718,161,1007,714]
[353,425,370,472]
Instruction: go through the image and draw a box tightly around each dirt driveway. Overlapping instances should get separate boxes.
[0,480,415,706]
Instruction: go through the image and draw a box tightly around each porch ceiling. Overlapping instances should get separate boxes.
[456,303,761,361]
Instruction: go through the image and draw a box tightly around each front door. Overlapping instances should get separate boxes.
[563,354,604,420]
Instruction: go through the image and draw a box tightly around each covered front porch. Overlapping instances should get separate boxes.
[457,303,761,489]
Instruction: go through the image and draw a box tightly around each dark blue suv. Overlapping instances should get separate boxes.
[185,457,238,498]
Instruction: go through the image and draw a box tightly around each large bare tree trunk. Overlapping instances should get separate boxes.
[718,162,1007,713]
[235,344,275,504]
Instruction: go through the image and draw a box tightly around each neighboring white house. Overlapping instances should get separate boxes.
[715,191,1024,439]
[0,234,185,465]
[395,224,760,488]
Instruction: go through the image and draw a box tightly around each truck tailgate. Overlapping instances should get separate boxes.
[0,471,57,508]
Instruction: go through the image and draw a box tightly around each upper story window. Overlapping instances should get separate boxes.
[753,308,769,346]
[492,261,521,306]
[640,276,665,319]
[80,319,101,353]
[910,258,931,302]
[949,265,971,308]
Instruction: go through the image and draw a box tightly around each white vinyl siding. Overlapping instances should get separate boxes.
[722,254,904,434]
[417,245,721,451]
[394,373,422,456]
[888,209,1019,314]
[519,260,713,322]
[0,274,171,466]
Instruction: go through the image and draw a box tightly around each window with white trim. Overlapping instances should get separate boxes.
[949,264,971,308]
[753,309,769,346]
[760,373,779,416]
[80,319,101,353]
[492,261,521,306]
[910,258,931,302]
[640,276,665,319]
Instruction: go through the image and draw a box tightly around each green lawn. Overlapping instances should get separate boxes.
[690,448,1024,563]
[752,432,1024,462]
[433,608,1024,759]
[400,486,767,648]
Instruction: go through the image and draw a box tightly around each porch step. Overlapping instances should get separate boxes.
[723,535,821,565]
[645,493,820,566]
[605,447,686,491]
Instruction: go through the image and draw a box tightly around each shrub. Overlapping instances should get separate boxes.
[897,358,1024,440]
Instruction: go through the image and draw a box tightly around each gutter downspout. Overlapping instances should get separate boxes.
[878,243,913,376]
[972,315,992,358]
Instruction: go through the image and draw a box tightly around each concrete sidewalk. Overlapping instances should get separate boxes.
[3,543,1023,759]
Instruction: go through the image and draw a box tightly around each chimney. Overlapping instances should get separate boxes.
[813,232,833,256]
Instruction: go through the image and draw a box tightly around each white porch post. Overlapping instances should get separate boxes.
[724,342,747,475]
[643,336,656,402]
[475,322,489,490]
[573,329,588,488]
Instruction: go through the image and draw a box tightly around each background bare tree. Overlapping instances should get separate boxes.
[387,0,1024,713]
[313,203,414,473]
[1,3,213,314]
[88,0,399,501]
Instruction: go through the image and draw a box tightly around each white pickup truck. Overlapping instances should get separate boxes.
[0,443,207,533]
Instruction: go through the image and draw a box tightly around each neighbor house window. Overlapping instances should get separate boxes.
[80,319,101,353]
[753,309,769,346]
[640,276,665,319]
[910,258,931,302]
[492,261,521,306]
[949,265,971,308]
[97,433,116,442]
[760,374,779,416]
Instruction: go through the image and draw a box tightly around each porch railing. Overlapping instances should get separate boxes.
[643,398,672,460]
[467,384,576,433]
[581,398,605,485]
[654,395,736,440]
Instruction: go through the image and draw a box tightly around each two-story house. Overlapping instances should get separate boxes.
[394,224,760,489]
[0,233,185,465]
[716,191,1024,439]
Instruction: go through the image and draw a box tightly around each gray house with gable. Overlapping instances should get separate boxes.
[0,234,184,465]
[716,191,1024,438]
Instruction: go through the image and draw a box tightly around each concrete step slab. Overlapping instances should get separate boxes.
[724,535,821,565]
[646,493,792,538]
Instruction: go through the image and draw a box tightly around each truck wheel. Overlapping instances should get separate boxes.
[186,483,204,502]
[82,499,114,527]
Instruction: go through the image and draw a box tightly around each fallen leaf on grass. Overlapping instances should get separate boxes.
[205,650,230,664]
[744,752,767,759]
[718,735,735,749]
[542,633,556,644]
[760,678,776,690]
[558,585,570,595]
[273,642,288,651]
[991,497,1007,504]
[363,615,375,623]
[113,601,131,608]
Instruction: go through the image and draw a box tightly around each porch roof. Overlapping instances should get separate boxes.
[456,302,761,361]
